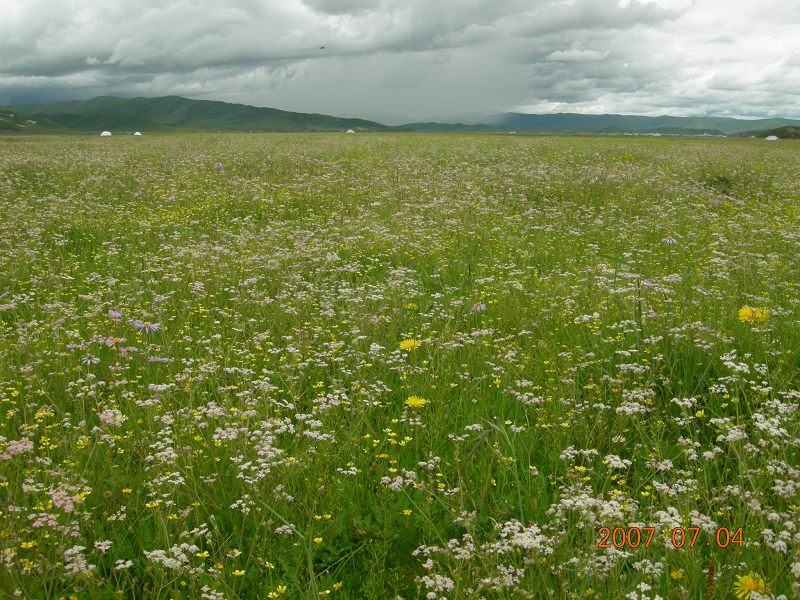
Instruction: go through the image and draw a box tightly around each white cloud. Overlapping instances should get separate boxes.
[546,48,608,61]
[0,0,798,119]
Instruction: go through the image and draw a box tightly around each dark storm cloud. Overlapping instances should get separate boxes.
[1,0,799,119]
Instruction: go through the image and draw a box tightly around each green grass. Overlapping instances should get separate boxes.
[0,133,798,599]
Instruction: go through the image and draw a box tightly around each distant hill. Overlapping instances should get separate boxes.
[402,112,800,135]
[0,96,388,133]
[2,95,800,136]
[733,125,800,139]
[0,108,67,133]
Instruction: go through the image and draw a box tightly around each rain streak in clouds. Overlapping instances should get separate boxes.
[1,0,799,121]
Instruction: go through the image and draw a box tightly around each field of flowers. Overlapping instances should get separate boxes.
[1,132,799,599]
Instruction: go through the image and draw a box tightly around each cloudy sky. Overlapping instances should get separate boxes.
[1,0,799,122]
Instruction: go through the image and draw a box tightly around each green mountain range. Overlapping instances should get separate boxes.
[0,95,387,133]
[2,95,799,136]
[733,125,800,139]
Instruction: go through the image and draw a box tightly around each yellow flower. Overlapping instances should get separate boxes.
[670,569,683,580]
[733,573,766,599]
[404,395,429,409]
[738,306,769,323]
[232,569,245,576]
[333,582,343,590]
[399,339,421,351]
[195,551,209,558]
[402,509,412,516]
[313,537,323,544]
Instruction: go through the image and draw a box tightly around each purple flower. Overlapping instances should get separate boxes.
[213,162,224,171]
[470,302,487,314]
[105,337,126,346]
[661,235,677,245]
[81,354,100,365]
[148,356,172,363]
[129,319,162,333]
[108,310,123,320]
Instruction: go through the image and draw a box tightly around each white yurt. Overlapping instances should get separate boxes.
[346,129,355,134]
[100,131,112,136]
[765,135,778,141]
[133,131,142,136]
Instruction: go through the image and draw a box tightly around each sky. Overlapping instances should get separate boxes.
[1,0,799,122]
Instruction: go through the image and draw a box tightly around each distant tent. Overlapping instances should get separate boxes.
[100,131,112,136]
[765,135,778,141]
[133,131,142,136]
[346,129,355,134]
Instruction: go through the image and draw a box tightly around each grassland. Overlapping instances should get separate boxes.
[0,132,799,599]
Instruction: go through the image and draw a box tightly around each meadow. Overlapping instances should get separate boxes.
[0,132,799,599]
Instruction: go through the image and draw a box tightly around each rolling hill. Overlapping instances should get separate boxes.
[2,95,800,135]
[0,108,67,133]
[734,125,800,139]
[0,96,388,133]
[405,112,800,135]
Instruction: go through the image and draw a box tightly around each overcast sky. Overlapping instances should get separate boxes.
[1,0,799,122]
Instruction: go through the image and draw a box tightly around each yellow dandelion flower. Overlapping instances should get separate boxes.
[733,573,766,599]
[399,339,421,351]
[738,306,769,323]
[670,569,683,580]
[313,537,323,544]
[405,395,429,409]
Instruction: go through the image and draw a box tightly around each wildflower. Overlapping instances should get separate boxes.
[108,310,123,320]
[313,537,323,544]
[661,235,677,244]
[333,582,343,590]
[670,570,683,580]
[213,162,224,171]
[733,573,766,599]
[232,570,245,577]
[268,585,288,597]
[399,339,421,351]
[470,302,487,313]
[405,395,429,409]
[105,337,126,346]
[402,509,412,516]
[129,319,162,333]
[738,307,768,323]
[81,354,100,365]
[97,408,127,427]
